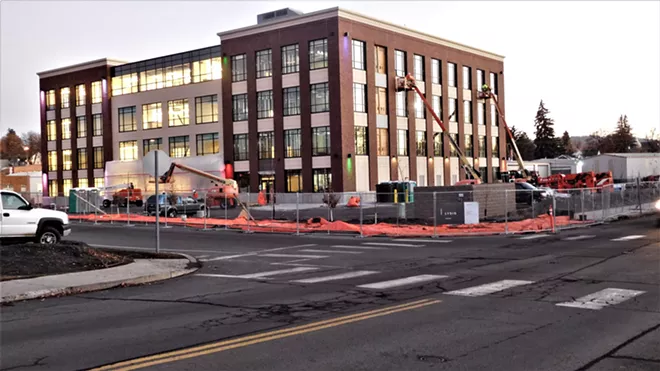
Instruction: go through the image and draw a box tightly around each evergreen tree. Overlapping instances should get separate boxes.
[560,131,574,156]
[533,100,562,159]
[510,126,536,161]
[611,114,636,153]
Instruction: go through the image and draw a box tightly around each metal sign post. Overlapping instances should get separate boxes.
[155,152,160,253]
[143,149,171,253]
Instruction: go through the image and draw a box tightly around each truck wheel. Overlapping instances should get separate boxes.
[37,227,61,245]
[135,200,143,207]
[167,209,177,218]
[103,199,111,208]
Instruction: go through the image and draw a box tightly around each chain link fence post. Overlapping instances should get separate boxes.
[246,191,252,234]
[433,192,437,239]
[552,193,557,233]
[296,192,300,236]
[504,190,509,235]
[359,192,364,238]
[601,189,606,222]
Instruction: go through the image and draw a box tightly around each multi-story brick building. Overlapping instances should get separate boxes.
[38,7,505,196]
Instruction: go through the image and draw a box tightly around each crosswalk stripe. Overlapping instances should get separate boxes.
[444,279,533,297]
[300,249,363,255]
[563,235,596,241]
[362,242,423,247]
[357,274,448,289]
[394,239,453,243]
[611,235,645,241]
[331,245,389,250]
[519,234,550,240]
[195,267,319,280]
[556,288,646,310]
[291,271,379,284]
[260,254,328,259]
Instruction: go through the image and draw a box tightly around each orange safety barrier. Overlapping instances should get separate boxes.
[346,196,361,207]
[69,212,590,237]
[257,191,267,206]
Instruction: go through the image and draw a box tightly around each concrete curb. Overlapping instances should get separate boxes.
[0,253,199,304]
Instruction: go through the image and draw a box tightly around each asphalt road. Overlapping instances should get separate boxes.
[1,217,658,371]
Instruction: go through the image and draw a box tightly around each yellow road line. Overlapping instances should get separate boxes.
[90,299,440,371]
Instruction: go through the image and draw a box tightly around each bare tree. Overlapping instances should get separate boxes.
[21,131,41,164]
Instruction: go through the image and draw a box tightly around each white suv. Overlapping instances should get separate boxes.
[0,190,71,245]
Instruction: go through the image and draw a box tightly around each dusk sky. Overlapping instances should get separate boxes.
[1,1,658,139]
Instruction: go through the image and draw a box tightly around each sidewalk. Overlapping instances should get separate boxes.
[1,257,199,304]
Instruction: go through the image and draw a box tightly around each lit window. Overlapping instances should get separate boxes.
[93,147,104,169]
[414,94,425,119]
[448,63,457,87]
[352,40,365,70]
[47,151,58,171]
[478,103,486,125]
[416,131,427,156]
[375,46,387,74]
[94,178,104,188]
[434,133,443,156]
[75,84,86,106]
[377,128,389,156]
[168,136,190,158]
[353,83,366,113]
[286,170,302,193]
[77,116,87,138]
[46,90,56,110]
[46,120,57,141]
[62,179,72,196]
[309,39,328,70]
[196,133,219,156]
[478,136,487,157]
[414,55,424,81]
[61,118,71,139]
[312,169,332,193]
[62,149,72,170]
[118,106,137,132]
[283,87,300,116]
[465,134,473,157]
[312,127,331,156]
[232,94,248,121]
[119,141,138,161]
[490,72,498,94]
[92,114,103,136]
[256,49,272,78]
[233,134,249,161]
[257,90,274,119]
[77,148,88,170]
[143,138,163,156]
[432,95,442,118]
[91,81,102,103]
[310,83,329,113]
[60,87,70,108]
[48,180,58,196]
[78,178,89,188]
[397,129,408,156]
[284,129,301,158]
[195,95,218,124]
[464,100,472,124]
[192,57,222,83]
[463,66,472,90]
[376,87,387,115]
[396,91,407,117]
[231,54,247,82]
[168,99,189,127]
[258,132,275,159]
[476,70,485,92]
[431,59,441,85]
[492,136,500,158]
[394,50,406,77]
[491,104,498,126]
[142,102,163,129]
[282,44,299,74]
[111,73,138,96]
[449,134,458,157]
[449,99,458,122]
[354,127,368,155]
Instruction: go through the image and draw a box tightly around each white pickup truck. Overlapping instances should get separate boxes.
[0,190,71,245]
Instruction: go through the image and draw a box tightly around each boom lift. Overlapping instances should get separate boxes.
[396,74,483,183]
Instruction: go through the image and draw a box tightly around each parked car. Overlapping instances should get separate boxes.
[0,190,70,245]
[538,186,571,199]
[514,182,548,205]
[145,194,206,218]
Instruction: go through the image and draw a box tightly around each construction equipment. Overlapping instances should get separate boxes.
[477,85,532,182]
[99,183,144,208]
[537,171,613,193]
[396,74,483,183]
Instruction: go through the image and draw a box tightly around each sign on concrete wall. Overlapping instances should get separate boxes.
[464,202,479,224]
[436,201,480,225]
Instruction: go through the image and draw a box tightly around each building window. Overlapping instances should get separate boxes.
[195,95,218,124]
[309,39,328,70]
[142,102,162,129]
[48,180,58,196]
[119,140,138,161]
[77,116,87,138]
[449,134,458,157]
[47,151,57,171]
[375,46,387,74]
[92,114,103,136]
[352,40,366,70]
[416,131,427,156]
[62,179,72,196]
[75,84,86,106]
[191,56,222,83]
[46,90,56,110]
[143,138,162,156]
[448,63,457,87]
[490,72,498,94]
[61,118,71,139]
[283,87,300,116]
[312,169,332,193]
[94,177,104,188]
[477,70,485,91]
[431,59,441,85]
[376,87,387,115]
[312,126,331,156]
[414,94,425,119]
[464,100,472,124]
[169,136,190,158]
[377,128,389,156]
[168,99,189,127]
[257,90,274,119]
[354,126,368,155]
[93,147,104,169]
[233,134,249,161]
[284,129,301,158]
[397,130,408,156]
[78,178,88,188]
[449,99,458,122]
[256,49,272,78]
[433,133,443,156]
[77,148,88,170]
[394,50,406,77]
[282,44,299,74]
[118,106,137,132]
[111,73,138,96]
[463,66,472,90]
[310,82,329,113]
[479,166,489,182]
[91,81,102,103]
[478,136,487,158]
[286,170,302,193]
[232,94,248,121]
[396,91,407,117]
[60,87,70,108]
[491,104,498,126]
[353,83,366,113]
[414,54,424,81]
[46,120,56,141]
[196,133,220,156]
[258,131,275,159]
[61,149,72,170]
[231,54,247,82]
[432,95,442,118]
[478,103,486,125]
[492,136,500,158]
[465,134,473,157]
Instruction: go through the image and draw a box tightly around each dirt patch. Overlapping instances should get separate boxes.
[0,241,131,281]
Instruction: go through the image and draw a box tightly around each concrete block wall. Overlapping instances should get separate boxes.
[413,183,515,221]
